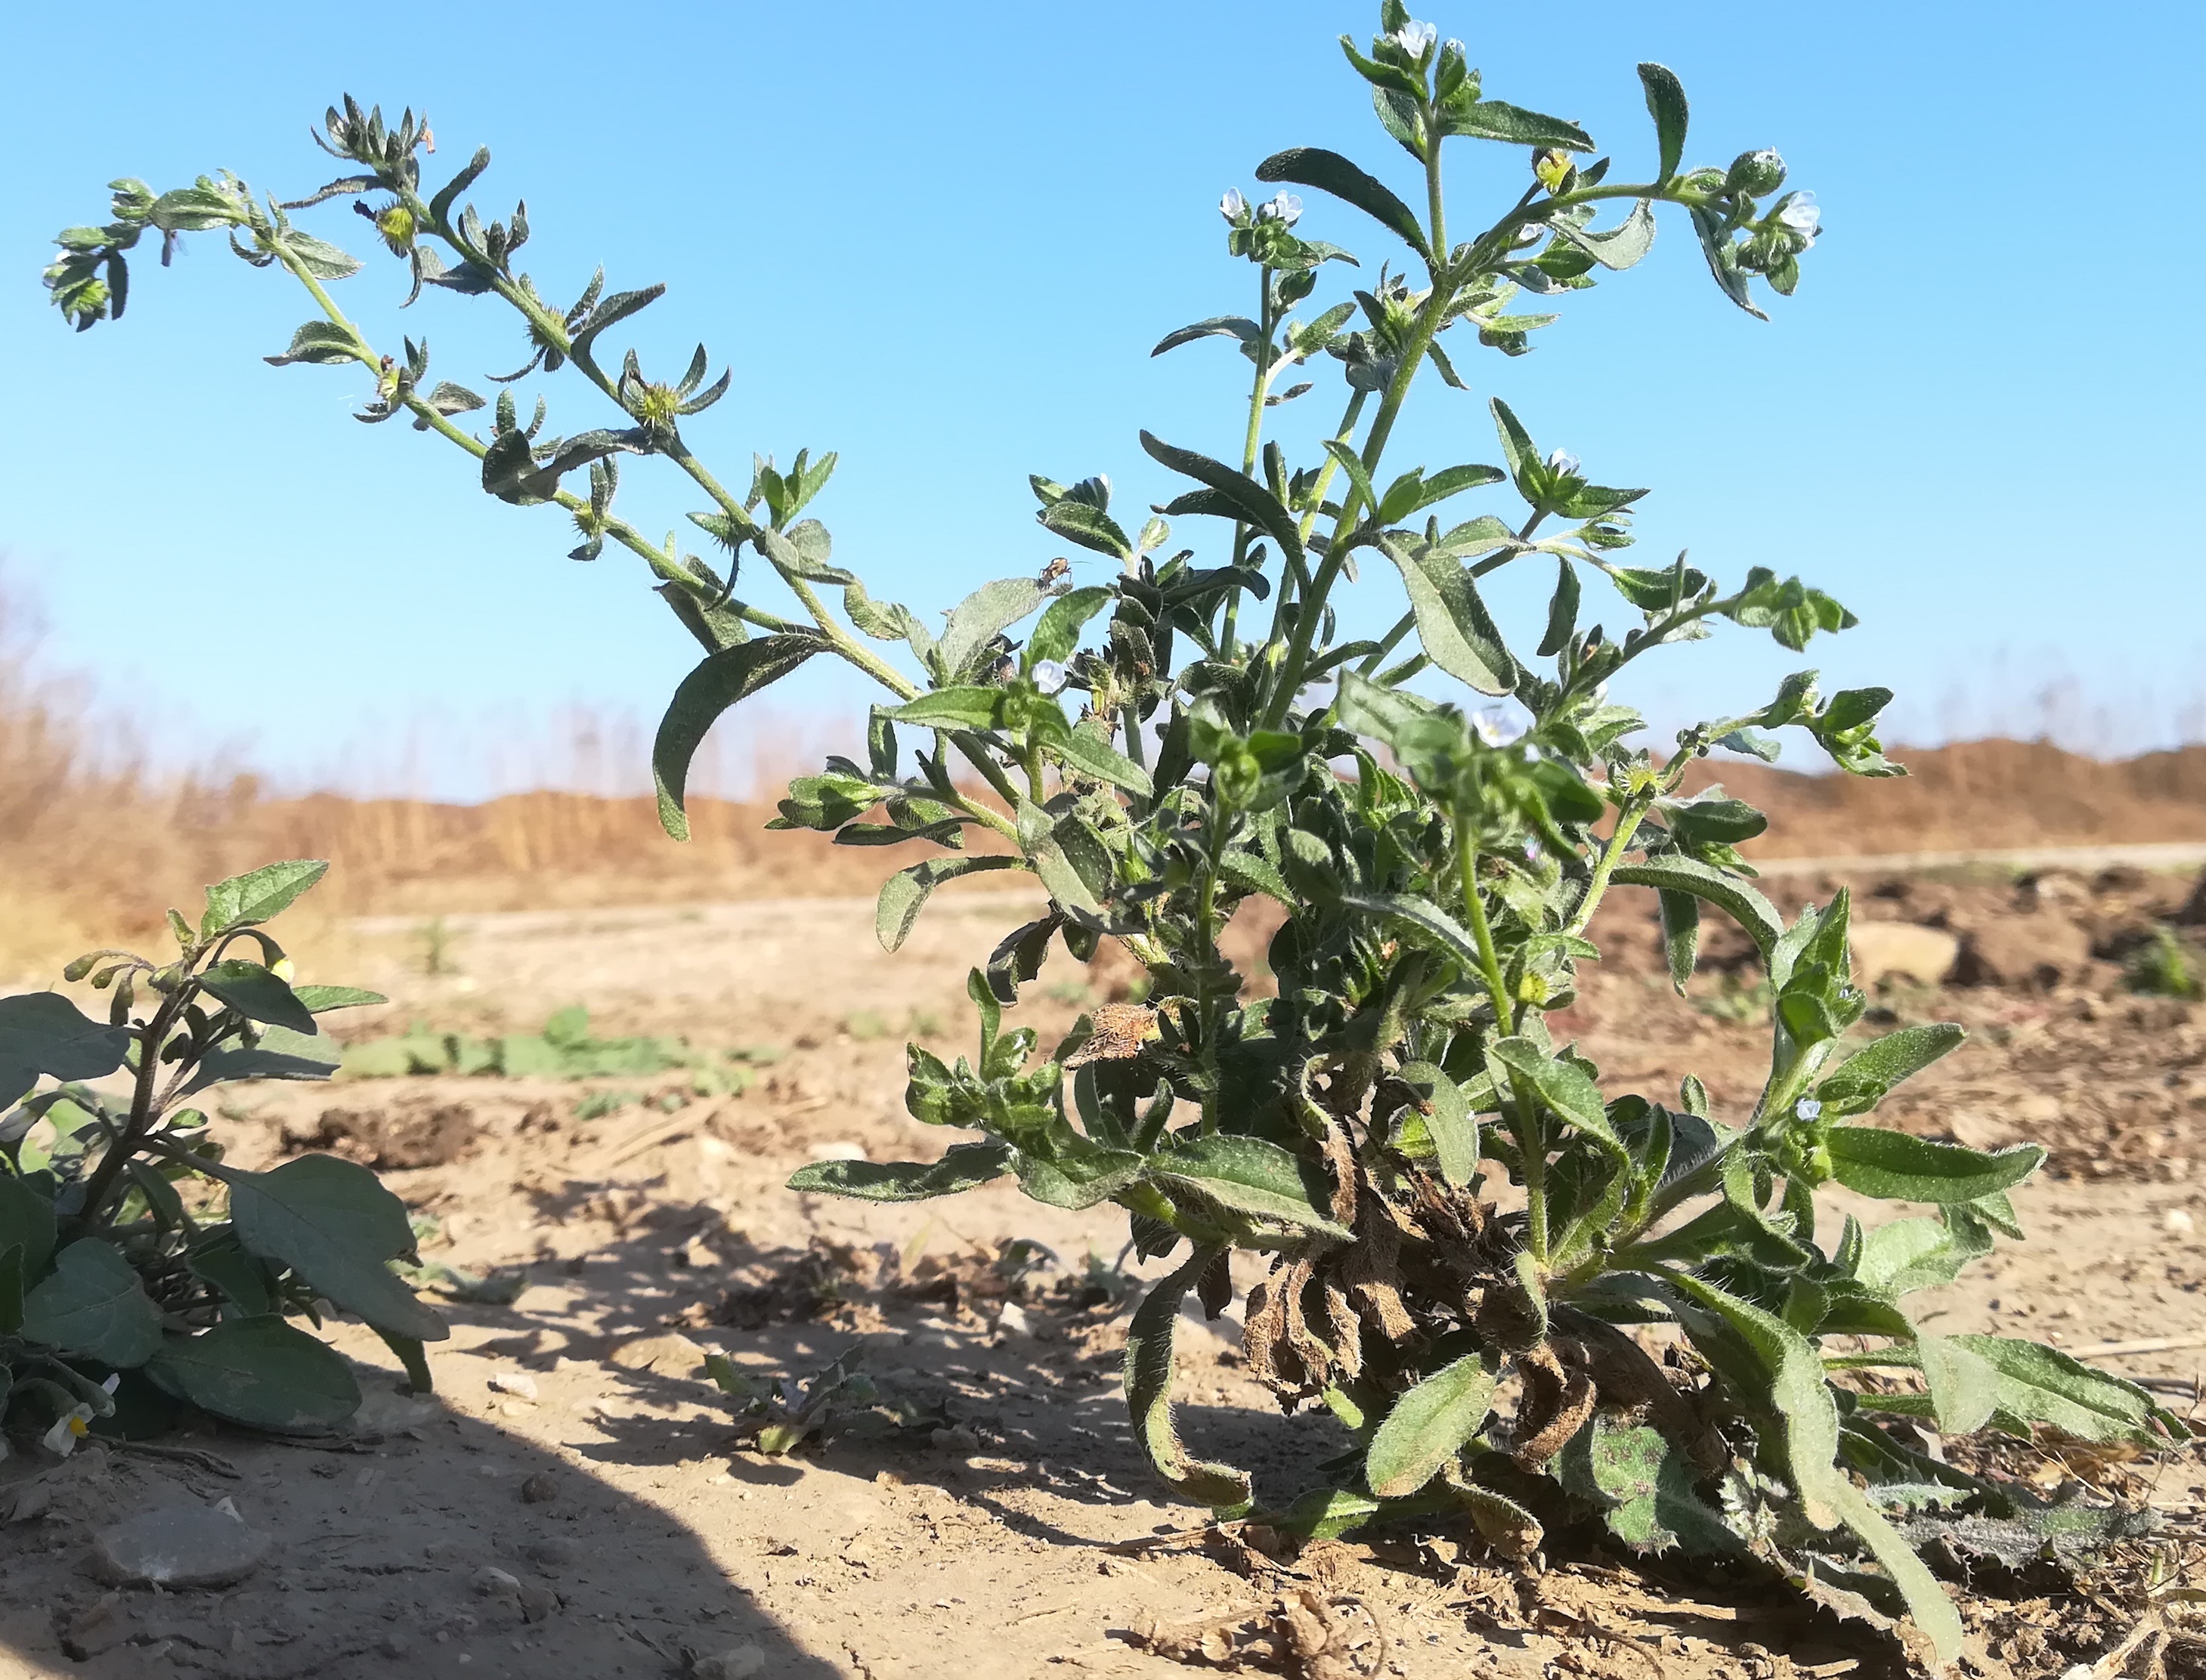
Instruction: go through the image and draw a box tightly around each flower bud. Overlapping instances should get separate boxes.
[1793,1097,1824,1122]
[1532,150,1573,193]
[1545,448,1581,478]
[1725,149,1787,198]
[1219,187,1247,223]
[1031,659,1069,697]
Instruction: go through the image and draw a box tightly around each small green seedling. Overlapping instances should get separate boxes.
[48,9,2186,1654]
[0,861,444,1446]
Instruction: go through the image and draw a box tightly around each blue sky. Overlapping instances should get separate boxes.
[8,1,2202,797]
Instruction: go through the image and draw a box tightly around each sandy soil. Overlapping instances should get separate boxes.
[2,869,2203,1680]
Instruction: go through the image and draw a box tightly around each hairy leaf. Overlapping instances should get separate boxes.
[1375,534,1514,695]
[1151,1136,1350,1237]
[875,855,1020,954]
[1824,1128,2044,1204]
[1610,858,1783,962]
[1125,1246,1252,1505]
[653,635,825,840]
[1365,1354,1496,1498]
[1255,147,1429,258]
[786,1143,1016,1202]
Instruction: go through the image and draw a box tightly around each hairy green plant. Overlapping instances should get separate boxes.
[48,8,2188,1654]
[0,861,444,1449]
[2125,926,2202,1001]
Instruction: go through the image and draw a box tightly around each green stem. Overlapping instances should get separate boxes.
[1456,823,1515,1038]
[1220,277,1279,661]
[1264,141,1456,731]
[1357,610,1416,677]
[268,234,799,638]
[399,189,919,701]
[1566,801,1651,938]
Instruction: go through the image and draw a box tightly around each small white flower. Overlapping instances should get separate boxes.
[43,1406,94,1458]
[1777,191,1821,242]
[1219,187,1247,222]
[1032,660,1069,697]
[1257,193,1303,226]
[1393,19,1438,57]
[1473,708,1524,747]
[1546,448,1581,477]
[1794,1097,1824,1122]
[1511,222,1547,246]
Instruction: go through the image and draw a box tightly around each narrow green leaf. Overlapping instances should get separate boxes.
[1341,895,1488,987]
[1552,200,1657,271]
[1046,721,1153,798]
[290,985,388,1014]
[1139,432,1304,563]
[874,855,1020,954]
[1636,63,1689,182]
[1952,1335,2188,1450]
[1151,1135,1350,1237]
[938,577,1060,681]
[1812,1025,1964,1116]
[786,1142,1016,1202]
[1365,1354,1497,1498]
[1437,101,1594,151]
[1824,1128,2045,1204]
[1609,858,1783,963]
[1487,1037,1623,1155]
[1663,1270,1963,1663]
[1124,1246,1252,1506]
[652,635,825,840]
[1657,890,1700,994]
[1915,1332,2000,1435]
[1398,1061,1477,1188]
[1039,501,1131,561]
[1255,147,1431,259]
[1375,534,1515,695]
[1027,587,1113,669]
[1151,315,1264,357]
[264,321,359,367]
[884,688,1003,732]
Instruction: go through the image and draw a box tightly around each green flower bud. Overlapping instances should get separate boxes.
[1725,149,1787,198]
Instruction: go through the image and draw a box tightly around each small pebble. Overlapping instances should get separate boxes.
[695,1643,766,1680]
[2164,1208,2195,1236]
[487,1370,539,1400]
[520,1472,558,1505]
[995,1302,1033,1338]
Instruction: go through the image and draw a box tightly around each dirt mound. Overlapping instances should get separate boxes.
[1686,739,2206,859]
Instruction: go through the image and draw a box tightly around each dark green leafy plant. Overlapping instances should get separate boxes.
[0,861,444,1450]
[2125,926,2202,1001]
[48,9,2186,1654]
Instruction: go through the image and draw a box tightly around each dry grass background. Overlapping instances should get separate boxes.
[3,586,2202,980]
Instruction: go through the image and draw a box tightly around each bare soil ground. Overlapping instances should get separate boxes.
[2,865,2204,1680]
